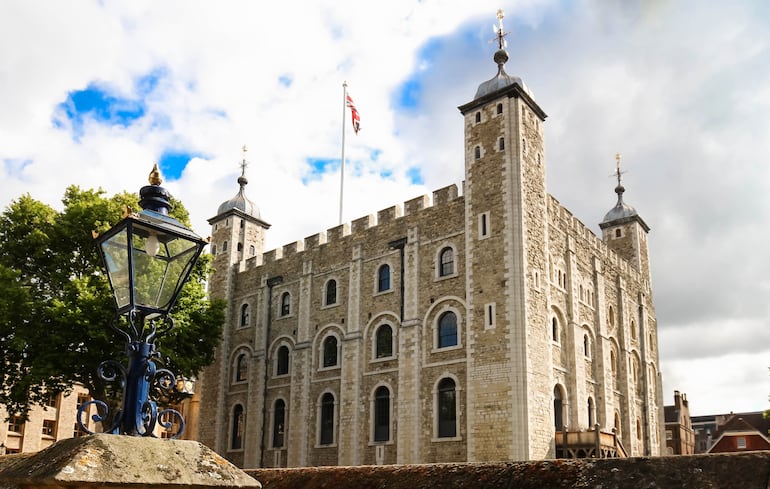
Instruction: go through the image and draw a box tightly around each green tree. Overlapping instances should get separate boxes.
[0,186,224,420]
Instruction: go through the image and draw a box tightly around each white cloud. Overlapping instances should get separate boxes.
[1,0,768,416]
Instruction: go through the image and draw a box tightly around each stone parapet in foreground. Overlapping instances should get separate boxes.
[0,434,261,488]
[248,452,770,489]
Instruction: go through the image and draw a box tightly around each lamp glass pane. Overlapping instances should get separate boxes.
[100,228,131,310]
[130,223,200,312]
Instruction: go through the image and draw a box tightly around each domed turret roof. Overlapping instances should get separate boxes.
[600,154,649,232]
[473,10,533,101]
[474,48,533,100]
[601,184,638,223]
[217,174,261,219]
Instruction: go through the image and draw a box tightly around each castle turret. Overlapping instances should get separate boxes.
[457,9,551,461]
[599,154,651,279]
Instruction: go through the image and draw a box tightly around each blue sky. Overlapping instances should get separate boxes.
[1,0,769,417]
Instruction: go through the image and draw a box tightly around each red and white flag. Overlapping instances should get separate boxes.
[346,94,361,134]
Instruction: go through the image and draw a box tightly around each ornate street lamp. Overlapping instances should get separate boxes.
[77,165,207,438]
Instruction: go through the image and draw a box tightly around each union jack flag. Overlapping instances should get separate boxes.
[346,94,361,134]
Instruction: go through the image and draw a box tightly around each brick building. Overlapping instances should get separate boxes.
[195,13,663,467]
[663,390,694,455]
[0,385,92,454]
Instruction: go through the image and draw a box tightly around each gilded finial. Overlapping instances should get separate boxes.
[148,164,162,186]
[494,9,508,50]
[240,145,249,177]
[614,153,624,187]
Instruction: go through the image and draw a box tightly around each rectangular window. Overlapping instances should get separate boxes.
[478,212,489,238]
[8,416,24,434]
[42,419,56,437]
[737,437,747,449]
[46,393,58,408]
[484,303,496,330]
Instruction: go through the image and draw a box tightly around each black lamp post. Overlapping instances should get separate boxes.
[77,165,207,438]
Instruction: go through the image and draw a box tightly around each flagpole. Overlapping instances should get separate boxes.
[339,81,347,225]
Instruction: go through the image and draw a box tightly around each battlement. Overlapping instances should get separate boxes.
[547,194,647,289]
[239,184,462,270]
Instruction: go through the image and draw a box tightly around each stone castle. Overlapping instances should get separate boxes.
[195,13,663,467]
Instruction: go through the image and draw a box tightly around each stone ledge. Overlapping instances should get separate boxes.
[0,434,261,488]
[247,452,770,489]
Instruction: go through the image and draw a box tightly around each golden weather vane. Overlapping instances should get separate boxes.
[491,9,509,50]
[613,153,626,187]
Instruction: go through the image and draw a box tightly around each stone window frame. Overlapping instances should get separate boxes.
[211,243,217,255]
[279,291,292,318]
[478,212,490,239]
[274,343,291,377]
[587,397,595,428]
[369,383,394,445]
[317,329,342,371]
[435,309,461,351]
[432,374,462,442]
[484,302,496,330]
[374,262,393,295]
[41,419,56,438]
[498,136,505,151]
[553,384,567,431]
[435,245,458,280]
[474,111,481,124]
[238,302,250,329]
[230,346,252,384]
[271,397,287,449]
[373,322,395,361]
[316,390,338,448]
[322,277,340,308]
[496,102,503,115]
[229,403,245,451]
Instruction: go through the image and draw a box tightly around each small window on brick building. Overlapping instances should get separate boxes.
[615,228,622,238]
[496,103,503,114]
[42,419,56,437]
[475,111,481,123]
[499,137,505,151]
[474,146,481,160]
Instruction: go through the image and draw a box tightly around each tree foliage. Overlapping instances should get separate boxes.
[0,186,224,419]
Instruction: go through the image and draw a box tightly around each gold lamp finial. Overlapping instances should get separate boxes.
[148,164,163,186]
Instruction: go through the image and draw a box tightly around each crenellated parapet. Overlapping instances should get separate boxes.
[241,184,463,269]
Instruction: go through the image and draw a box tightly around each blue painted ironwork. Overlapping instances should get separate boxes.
[78,165,205,438]
[77,311,186,438]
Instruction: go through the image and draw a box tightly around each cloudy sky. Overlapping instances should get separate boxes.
[2,0,768,416]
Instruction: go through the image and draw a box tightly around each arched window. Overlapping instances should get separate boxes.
[373,386,390,442]
[319,393,335,445]
[223,240,228,252]
[375,324,393,358]
[630,320,637,340]
[276,345,290,376]
[614,412,621,437]
[552,317,559,342]
[608,306,615,328]
[272,399,285,448]
[280,292,291,316]
[583,334,590,358]
[237,242,243,252]
[249,245,255,256]
[554,385,564,431]
[377,264,391,292]
[235,353,248,382]
[474,146,481,160]
[325,279,337,306]
[439,247,454,277]
[231,404,244,450]
[610,349,617,378]
[211,244,217,255]
[475,111,481,123]
[240,304,250,328]
[496,103,503,114]
[437,311,458,348]
[588,397,595,427]
[322,335,338,368]
[437,378,457,438]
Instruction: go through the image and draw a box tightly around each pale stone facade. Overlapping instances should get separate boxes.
[195,39,663,468]
[0,385,92,454]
